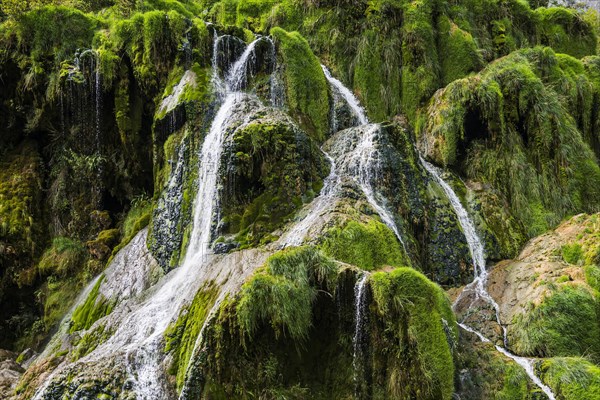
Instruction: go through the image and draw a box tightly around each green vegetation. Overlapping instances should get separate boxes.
[270,27,329,142]
[221,117,327,248]
[370,267,457,399]
[38,237,87,277]
[420,47,600,237]
[70,275,114,333]
[320,219,406,270]
[510,285,600,360]
[164,283,219,392]
[538,357,600,400]
[562,242,584,265]
[237,246,337,342]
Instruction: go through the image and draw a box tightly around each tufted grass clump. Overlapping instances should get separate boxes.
[538,357,600,400]
[37,237,87,277]
[370,267,457,400]
[562,242,583,265]
[510,285,600,361]
[319,219,406,271]
[236,246,337,342]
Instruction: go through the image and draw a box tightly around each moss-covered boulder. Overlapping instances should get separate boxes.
[419,47,600,238]
[184,248,456,400]
[485,213,600,360]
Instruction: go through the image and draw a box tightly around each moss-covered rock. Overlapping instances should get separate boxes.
[270,27,329,142]
[537,357,600,400]
[419,47,600,237]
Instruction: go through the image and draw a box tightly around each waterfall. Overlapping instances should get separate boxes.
[459,323,556,400]
[33,34,267,400]
[419,157,501,318]
[321,65,368,125]
[348,125,407,252]
[281,68,406,252]
[353,273,370,397]
[419,157,556,399]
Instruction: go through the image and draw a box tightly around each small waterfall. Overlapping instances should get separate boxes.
[459,323,556,400]
[419,157,501,318]
[280,68,406,252]
[353,273,370,397]
[419,157,556,398]
[348,125,407,252]
[322,65,368,126]
[33,34,268,400]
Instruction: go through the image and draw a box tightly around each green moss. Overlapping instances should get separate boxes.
[370,267,456,399]
[562,243,583,265]
[319,219,406,271]
[0,142,43,261]
[222,118,327,248]
[538,357,600,400]
[164,283,219,392]
[109,195,152,261]
[10,6,99,66]
[70,275,114,333]
[437,16,483,86]
[235,0,277,33]
[535,7,597,59]
[420,47,600,237]
[112,9,189,91]
[270,27,329,142]
[71,324,113,361]
[236,246,337,342]
[353,29,401,122]
[510,285,600,360]
[38,237,86,277]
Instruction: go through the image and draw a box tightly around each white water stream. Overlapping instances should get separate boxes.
[420,157,556,399]
[33,34,268,400]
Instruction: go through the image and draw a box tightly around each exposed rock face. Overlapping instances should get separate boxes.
[484,213,600,359]
[0,350,23,399]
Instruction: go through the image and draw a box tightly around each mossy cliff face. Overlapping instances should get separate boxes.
[183,248,456,399]
[1,0,600,399]
[219,97,329,249]
[418,47,600,238]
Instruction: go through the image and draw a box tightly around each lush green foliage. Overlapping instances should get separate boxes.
[37,237,86,277]
[562,242,584,265]
[270,27,329,142]
[320,219,406,270]
[236,246,337,342]
[510,285,600,360]
[370,267,457,399]
[420,47,600,236]
[538,357,600,400]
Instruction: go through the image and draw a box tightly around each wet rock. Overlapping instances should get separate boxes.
[213,242,239,254]
[0,350,23,399]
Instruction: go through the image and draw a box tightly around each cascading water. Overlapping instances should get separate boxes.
[281,67,407,253]
[347,125,408,252]
[33,33,268,400]
[419,157,556,399]
[419,157,502,325]
[353,273,370,397]
[321,65,368,126]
